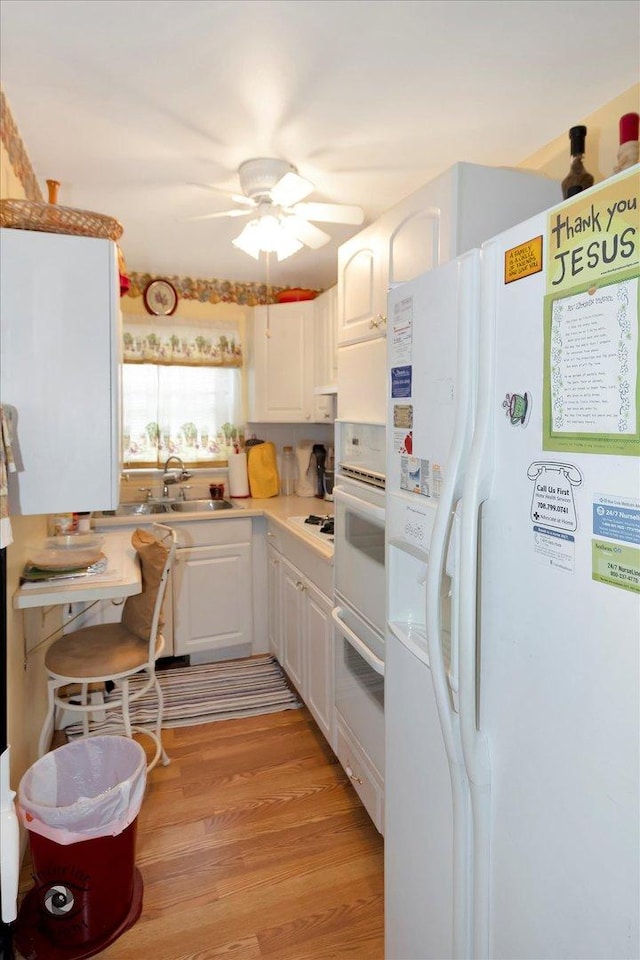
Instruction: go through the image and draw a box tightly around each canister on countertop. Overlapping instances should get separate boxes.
[76,512,91,533]
[280,446,297,496]
[50,513,77,536]
[294,442,316,498]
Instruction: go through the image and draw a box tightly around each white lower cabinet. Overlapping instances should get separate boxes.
[171,519,253,664]
[304,579,334,747]
[267,522,335,748]
[267,542,282,662]
[281,554,306,694]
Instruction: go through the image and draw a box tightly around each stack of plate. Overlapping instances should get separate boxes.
[28,535,105,572]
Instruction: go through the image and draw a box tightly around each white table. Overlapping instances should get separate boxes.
[13,530,141,609]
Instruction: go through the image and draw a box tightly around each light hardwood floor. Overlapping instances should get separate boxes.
[18,708,384,960]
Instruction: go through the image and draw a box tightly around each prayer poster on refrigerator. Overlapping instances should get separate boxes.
[542,169,640,456]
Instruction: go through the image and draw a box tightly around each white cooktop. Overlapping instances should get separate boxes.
[288,515,334,546]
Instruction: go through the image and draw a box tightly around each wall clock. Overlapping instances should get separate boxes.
[143,278,178,316]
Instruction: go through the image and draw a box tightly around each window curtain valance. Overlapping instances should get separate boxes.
[122,314,243,367]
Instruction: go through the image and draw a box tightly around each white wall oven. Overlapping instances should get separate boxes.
[332,421,386,832]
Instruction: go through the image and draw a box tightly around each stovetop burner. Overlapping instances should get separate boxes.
[305,515,334,535]
[288,514,334,545]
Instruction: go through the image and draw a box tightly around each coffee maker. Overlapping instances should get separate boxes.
[312,444,326,499]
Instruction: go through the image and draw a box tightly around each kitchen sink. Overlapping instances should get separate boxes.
[97,502,172,517]
[169,499,236,512]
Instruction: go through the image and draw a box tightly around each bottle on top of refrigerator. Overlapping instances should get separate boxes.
[561,125,594,198]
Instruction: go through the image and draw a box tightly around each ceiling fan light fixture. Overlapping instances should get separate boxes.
[232,216,303,261]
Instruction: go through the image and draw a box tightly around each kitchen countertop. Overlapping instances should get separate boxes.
[92,495,335,560]
[14,530,141,609]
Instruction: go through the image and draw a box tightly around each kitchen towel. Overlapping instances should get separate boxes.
[0,405,17,548]
[227,451,250,498]
[247,442,279,499]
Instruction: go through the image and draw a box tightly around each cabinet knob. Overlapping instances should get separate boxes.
[369,314,387,329]
[295,580,305,591]
[345,764,363,784]
[305,414,311,420]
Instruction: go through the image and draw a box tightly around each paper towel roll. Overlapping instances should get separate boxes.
[227,452,250,498]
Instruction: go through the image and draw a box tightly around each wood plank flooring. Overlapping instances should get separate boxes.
[17,708,384,960]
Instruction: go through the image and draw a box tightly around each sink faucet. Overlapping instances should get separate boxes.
[162,455,192,497]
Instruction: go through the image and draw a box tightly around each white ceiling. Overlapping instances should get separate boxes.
[1,0,638,290]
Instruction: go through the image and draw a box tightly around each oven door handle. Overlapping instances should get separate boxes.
[331,606,385,677]
[333,486,385,524]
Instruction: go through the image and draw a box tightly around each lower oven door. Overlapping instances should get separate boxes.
[332,603,385,779]
[334,480,386,636]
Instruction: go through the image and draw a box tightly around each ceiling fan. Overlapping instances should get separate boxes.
[187,157,365,260]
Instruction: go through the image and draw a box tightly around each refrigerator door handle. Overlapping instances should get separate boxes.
[458,239,498,960]
[424,249,481,960]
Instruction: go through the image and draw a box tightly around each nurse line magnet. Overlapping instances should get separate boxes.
[527,460,583,533]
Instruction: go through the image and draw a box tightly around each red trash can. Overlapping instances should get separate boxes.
[14,736,146,960]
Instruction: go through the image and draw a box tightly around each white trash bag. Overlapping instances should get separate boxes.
[18,736,146,846]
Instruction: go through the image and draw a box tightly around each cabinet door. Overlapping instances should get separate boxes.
[173,542,253,661]
[281,555,306,694]
[313,286,337,423]
[250,301,315,421]
[267,542,282,661]
[383,195,442,287]
[304,581,334,747]
[314,286,337,389]
[0,229,120,514]
[337,222,387,346]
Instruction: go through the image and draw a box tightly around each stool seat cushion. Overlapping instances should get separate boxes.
[44,623,162,679]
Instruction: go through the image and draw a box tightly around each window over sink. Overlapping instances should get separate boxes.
[121,313,244,467]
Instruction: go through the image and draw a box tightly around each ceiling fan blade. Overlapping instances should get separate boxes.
[290,201,364,225]
[270,171,314,207]
[189,183,256,206]
[182,208,253,222]
[281,216,331,250]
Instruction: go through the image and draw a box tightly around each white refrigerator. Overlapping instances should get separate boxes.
[385,166,640,960]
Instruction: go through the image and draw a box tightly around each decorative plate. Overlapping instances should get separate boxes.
[143,278,178,316]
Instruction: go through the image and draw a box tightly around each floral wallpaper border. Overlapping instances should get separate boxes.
[126,271,320,307]
[0,88,44,202]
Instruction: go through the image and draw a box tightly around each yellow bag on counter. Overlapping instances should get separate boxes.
[247,442,280,498]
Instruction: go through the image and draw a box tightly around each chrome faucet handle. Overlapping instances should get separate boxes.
[178,485,191,501]
[138,487,152,501]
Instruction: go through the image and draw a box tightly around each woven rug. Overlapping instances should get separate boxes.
[65,654,301,737]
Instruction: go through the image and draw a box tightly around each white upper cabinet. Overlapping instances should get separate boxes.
[248,294,338,423]
[337,162,561,348]
[336,220,386,346]
[313,285,337,423]
[0,229,121,515]
[248,301,316,422]
[313,285,337,390]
